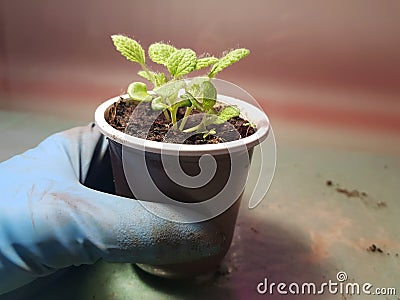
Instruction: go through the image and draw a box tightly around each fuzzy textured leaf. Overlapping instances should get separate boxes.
[137,70,167,87]
[127,82,152,101]
[167,49,197,78]
[195,56,219,70]
[187,76,210,98]
[149,43,177,66]
[209,48,250,77]
[151,97,168,110]
[137,70,152,82]
[154,80,185,99]
[188,76,210,87]
[154,72,167,86]
[111,35,145,65]
[215,105,240,124]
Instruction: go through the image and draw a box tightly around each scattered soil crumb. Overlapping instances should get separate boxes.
[326,180,333,186]
[335,188,360,198]
[250,227,259,234]
[384,164,388,169]
[367,244,384,253]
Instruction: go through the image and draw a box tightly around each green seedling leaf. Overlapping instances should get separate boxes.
[138,71,167,87]
[154,72,167,86]
[149,43,177,66]
[202,81,217,111]
[187,76,210,98]
[188,83,201,98]
[244,122,256,127]
[204,115,219,126]
[203,128,216,139]
[137,70,152,82]
[151,96,168,110]
[209,48,250,77]
[111,35,145,65]
[154,80,185,99]
[127,82,152,101]
[187,76,210,88]
[195,56,219,70]
[180,92,203,110]
[111,33,251,133]
[183,114,218,133]
[167,49,197,78]
[215,105,240,124]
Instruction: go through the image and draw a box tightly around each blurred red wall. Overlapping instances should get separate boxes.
[1,0,399,133]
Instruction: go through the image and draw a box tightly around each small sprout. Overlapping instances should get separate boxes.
[111,34,250,133]
[137,70,152,82]
[153,72,167,86]
[137,71,167,87]
[203,128,216,139]
[215,106,240,124]
[243,122,256,128]
[151,96,168,110]
[127,82,152,102]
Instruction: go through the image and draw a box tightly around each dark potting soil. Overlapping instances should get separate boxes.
[106,98,256,145]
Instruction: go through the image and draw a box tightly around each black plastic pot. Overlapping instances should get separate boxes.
[95,94,269,278]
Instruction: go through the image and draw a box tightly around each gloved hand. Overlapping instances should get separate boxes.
[0,124,225,295]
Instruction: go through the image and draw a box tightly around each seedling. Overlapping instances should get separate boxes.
[111,34,250,134]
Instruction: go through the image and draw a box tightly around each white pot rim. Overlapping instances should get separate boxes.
[95,94,270,156]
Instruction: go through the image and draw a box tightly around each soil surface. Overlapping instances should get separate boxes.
[107,98,256,144]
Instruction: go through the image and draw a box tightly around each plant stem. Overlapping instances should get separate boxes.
[170,107,178,130]
[183,114,208,133]
[141,64,156,86]
[183,124,199,133]
[179,106,193,131]
[163,110,171,122]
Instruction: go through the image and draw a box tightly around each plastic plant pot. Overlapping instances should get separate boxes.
[95,93,269,278]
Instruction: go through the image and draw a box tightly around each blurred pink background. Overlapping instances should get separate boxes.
[1,0,399,153]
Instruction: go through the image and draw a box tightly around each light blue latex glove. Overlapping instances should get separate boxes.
[0,124,225,295]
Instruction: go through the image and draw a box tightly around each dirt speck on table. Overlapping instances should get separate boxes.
[325,180,387,209]
[367,244,383,253]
